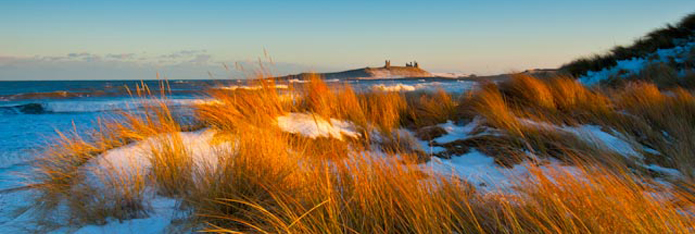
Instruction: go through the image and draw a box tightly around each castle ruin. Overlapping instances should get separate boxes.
[384,60,419,68]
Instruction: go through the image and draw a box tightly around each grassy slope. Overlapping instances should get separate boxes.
[28,73,695,233]
[560,12,695,78]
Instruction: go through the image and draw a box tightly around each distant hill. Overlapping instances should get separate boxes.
[272,61,562,82]
[275,64,433,80]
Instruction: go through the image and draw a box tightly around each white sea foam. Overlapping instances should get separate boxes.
[218,84,289,90]
[40,99,207,113]
[372,84,417,92]
[431,72,469,78]
[371,81,475,93]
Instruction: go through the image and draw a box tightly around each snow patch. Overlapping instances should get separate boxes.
[646,164,683,178]
[416,118,490,156]
[84,129,231,189]
[433,119,481,144]
[72,197,179,234]
[426,150,580,194]
[519,119,642,159]
[276,113,360,140]
[55,130,230,232]
[565,125,641,158]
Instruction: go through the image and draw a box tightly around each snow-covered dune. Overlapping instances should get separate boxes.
[579,42,695,85]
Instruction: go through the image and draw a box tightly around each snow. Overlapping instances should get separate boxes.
[421,144,447,155]
[515,119,683,178]
[416,118,493,156]
[580,57,648,86]
[412,118,484,155]
[416,118,548,193]
[432,119,482,144]
[426,150,513,192]
[276,113,360,140]
[73,216,170,234]
[41,130,228,233]
[425,150,581,194]
[0,190,37,232]
[417,118,656,193]
[564,125,641,158]
[519,118,641,159]
[646,164,683,178]
[71,197,178,234]
[85,129,228,186]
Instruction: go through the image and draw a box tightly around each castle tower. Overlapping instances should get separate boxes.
[385,60,391,68]
[414,61,419,68]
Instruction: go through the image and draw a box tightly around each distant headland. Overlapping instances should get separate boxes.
[275,60,433,80]
[272,60,559,82]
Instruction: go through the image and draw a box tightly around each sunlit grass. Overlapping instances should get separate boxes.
[29,72,695,232]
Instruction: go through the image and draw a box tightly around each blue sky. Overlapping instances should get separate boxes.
[1,0,694,80]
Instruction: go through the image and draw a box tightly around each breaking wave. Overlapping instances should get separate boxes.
[0,99,208,115]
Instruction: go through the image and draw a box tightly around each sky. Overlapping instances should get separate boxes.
[1,0,695,80]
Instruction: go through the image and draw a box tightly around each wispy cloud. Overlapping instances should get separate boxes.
[159,50,208,59]
[188,54,212,65]
[105,53,136,60]
[0,50,324,80]
[1,50,214,66]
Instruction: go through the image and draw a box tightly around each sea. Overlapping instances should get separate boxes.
[0,78,475,190]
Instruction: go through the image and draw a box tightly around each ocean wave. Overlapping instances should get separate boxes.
[287,78,340,83]
[0,89,199,101]
[0,99,208,114]
[288,79,309,83]
[217,84,289,90]
[370,81,476,93]
[0,91,86,100]
[0,151,33,170]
